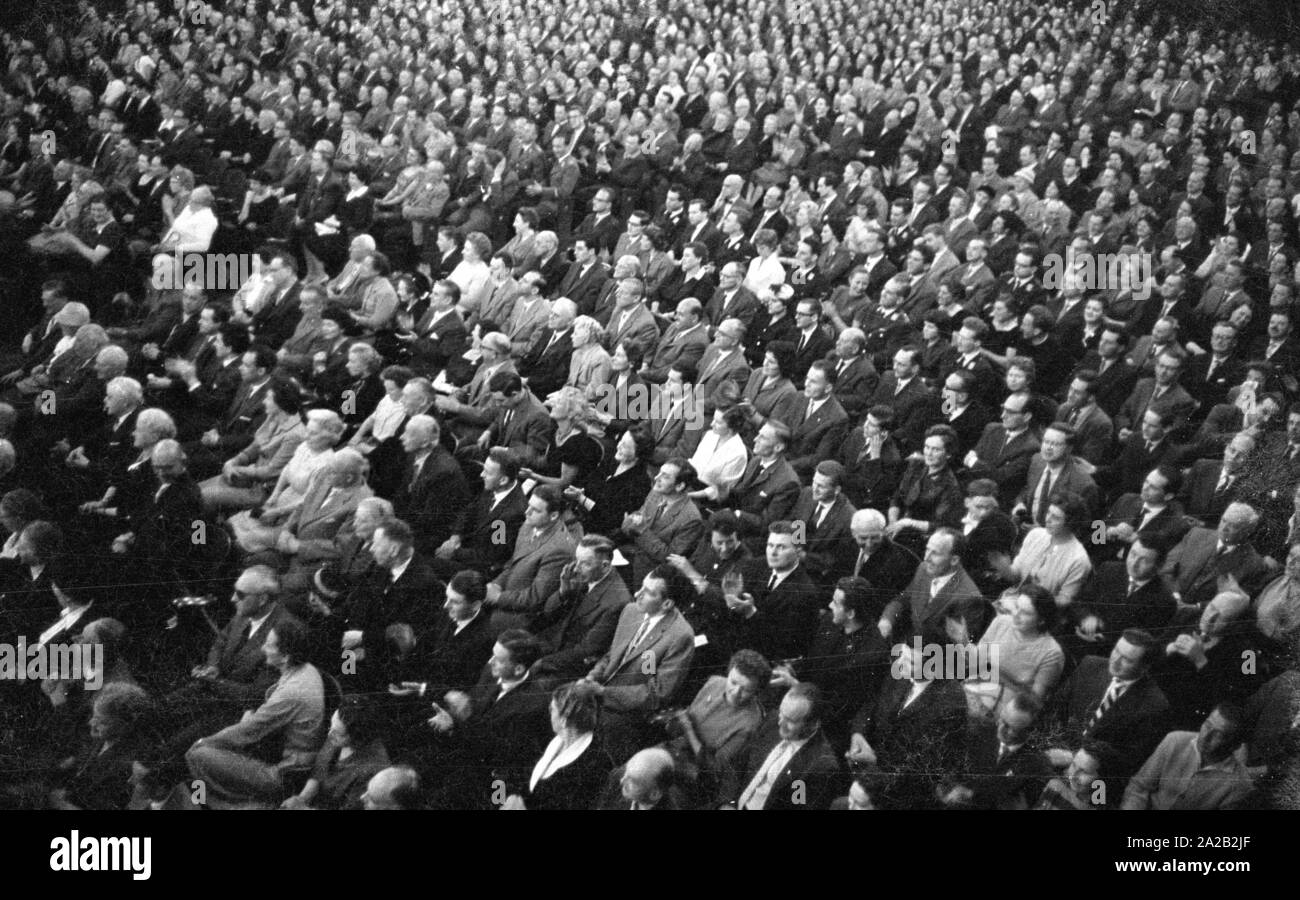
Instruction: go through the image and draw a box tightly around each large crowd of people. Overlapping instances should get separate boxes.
[0,0,1296,810]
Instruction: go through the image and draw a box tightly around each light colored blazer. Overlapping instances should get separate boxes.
[569,342,613,398]
[589,604,695,712]
[231,415,307,484]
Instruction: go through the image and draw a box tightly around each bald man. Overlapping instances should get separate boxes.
[596,747,680,810]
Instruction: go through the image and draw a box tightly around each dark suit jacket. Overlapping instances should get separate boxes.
[251,281,304,348]
[966,424,1041,509]
[1099,433,1177,500]
[868,373,936,455]
[883,563,983,641]
[486,394,555,470]
[788,395,850,475]
[790,491,857,581]
[718,720,842,810]
[958,721,1055,809]
[202,602,301,706]
[1053,655,1170,780]
[1162,527,1273,608]
[520,326,575,398]
[703,286,762,334]
[1076,354,1139,415]
[524,739,616,810]
[1017,455,1102,519]
[1055,400,1114,465]
[346,554,445,679]
[700,560,822,661]
[729,456,802,541]
[850,676,968,808]
[837,431,904,510]
[554,261,610,317]
[1115,378,1197,437]
[1180,459,1242,524]
[532,572,632,678]
[790,328,836,387]
[392,447,473,555]
[827,353,879,421]
[447,485,528,577]
[1073,560,1177,647]
[457,672,555,798]
[418,608,500,695]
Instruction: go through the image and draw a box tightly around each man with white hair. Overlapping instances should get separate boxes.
[325,233,377,308]
[519,297,576,398]
[1161,502,1274,609]
[597,747,679,809]
[848,508,920,599]
[436,331,517,445]
[62,374,142,492]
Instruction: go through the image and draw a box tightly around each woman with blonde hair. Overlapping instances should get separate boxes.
[521,388,604,492]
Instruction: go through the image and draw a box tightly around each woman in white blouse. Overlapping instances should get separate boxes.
[349,365,413,455]
[449,231,493,320]
[689,406,749,503]
[968,583,1066,716]
[989,490,1093,609]
[502,681,613,810]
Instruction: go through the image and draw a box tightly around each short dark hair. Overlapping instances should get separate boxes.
[449,569,487,606]
[271,617,313,666]
[485,446,522,481]
[497,628,544,670]
[834,576,877,621]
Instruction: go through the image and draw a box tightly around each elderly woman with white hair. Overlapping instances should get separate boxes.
[240,447,373,567]
[558,315,613,402]
[227,408,346,553]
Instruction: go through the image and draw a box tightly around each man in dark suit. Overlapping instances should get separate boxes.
[1098,465,1187,560]
[1048,630,1171,787]
[879,527,982,641]
[719,683,843,810]
[642,298,710,383]
[413,570,500,698]
[1099,410,1179,502]
[391,415,472,557]
[964,395,1041,509]
[1161,504,1274,608]
[1183,322,1245,414]
[421,630,554,808]
[1071,539,1177,659]
[789,300,835,388]
[435,446,528,579]
[943,693,1054,809]
[531,535,632,680]
[1055,371,1114,466]
[847,509,920,603]
[787,361,850,477]
[1077,326,1139,415]
[698,522,822,662]
[845,642,969,808]
[790,462,858,583]
[727,421,801,547]
[552,236,609,315]
[249,252,304,349]
[1180,432,1254,523]
[339,518,444,689]
[867,346,937,455]
[517,300,575,399]
[825,329,879,422]
[938,369,991,457]
[406,280,469,376]
[1114,348,1196,442]
[1013,423,1101,523]
[703,263,761,335]
[482,372,555,470]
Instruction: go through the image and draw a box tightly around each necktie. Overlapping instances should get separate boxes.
[1127,579,1139,596]
[767,572,778,591]
[798,331,808,353]
[1145,441,1155,453]
[1206,357,1218,381]
[1035,469,1054,524]
[996,742,1010,765]
[1067,406,1081,427]
[1088,680,1122,732]
[502,409,513,432]
[1215,472,1232,494]
[627,616,652,655]
[738,740,794,810]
